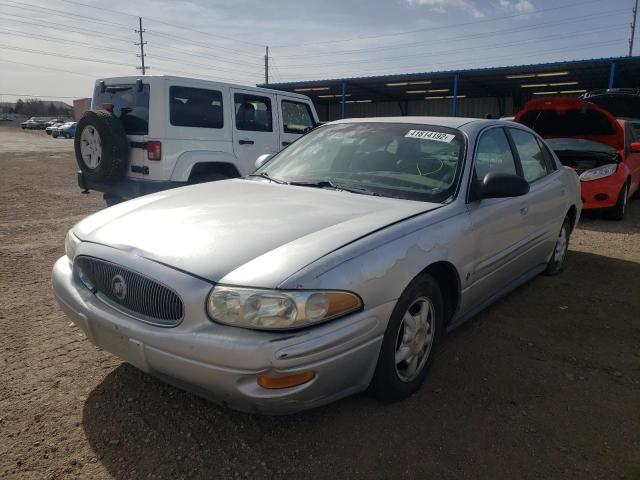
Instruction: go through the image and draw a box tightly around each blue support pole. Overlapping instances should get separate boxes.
[341,80,347,119]
[451,73,459,117]
[608,62,616,90]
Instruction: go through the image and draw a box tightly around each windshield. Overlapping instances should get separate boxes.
[546,138,616,153]
[255,122,465,202]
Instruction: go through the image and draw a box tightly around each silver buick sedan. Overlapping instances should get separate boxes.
[52,117,581,414]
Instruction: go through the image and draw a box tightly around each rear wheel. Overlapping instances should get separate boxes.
[605,182,628,221]
[544,216,571,276]
[371,273,443,402]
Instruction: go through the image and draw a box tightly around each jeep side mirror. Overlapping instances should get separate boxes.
[472,172,530,200]
[255,154,272,170]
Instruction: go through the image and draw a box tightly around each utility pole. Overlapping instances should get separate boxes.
[630,0,639,56]
[135,17,148,75]
[264,46,269,85]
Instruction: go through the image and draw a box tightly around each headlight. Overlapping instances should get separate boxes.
[579,164,617,182]
[206,286,362,330]
[64,230,81,262]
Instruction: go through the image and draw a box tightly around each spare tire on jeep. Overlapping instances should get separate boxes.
[74,110,128,183]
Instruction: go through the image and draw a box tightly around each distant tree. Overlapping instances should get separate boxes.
[15,99,24,114]
[47,103,58,117]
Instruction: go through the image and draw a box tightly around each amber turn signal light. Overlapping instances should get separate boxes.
[257,371,315,389]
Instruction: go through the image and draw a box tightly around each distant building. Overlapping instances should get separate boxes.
[73,98,91,121]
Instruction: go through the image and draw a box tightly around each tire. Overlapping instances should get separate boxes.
[103,193,124,207]
[74,110,128,183]
[544,216,571,276]
[371,273,444,402]
[604,181,628,221]
[52,131,59,138]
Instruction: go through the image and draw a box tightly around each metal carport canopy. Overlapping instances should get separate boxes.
[259,56,640,118]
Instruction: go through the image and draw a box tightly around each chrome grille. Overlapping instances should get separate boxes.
[75,256,184,326]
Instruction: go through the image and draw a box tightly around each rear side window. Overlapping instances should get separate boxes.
[474,128,517,180]
[509,129,551,183]
[93,83,149,135]
[234,93,272,132]
[281,100,314,134]
[535,137,558,171]
[170,86,223,129]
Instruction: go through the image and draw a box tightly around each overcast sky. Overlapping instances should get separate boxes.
[0,0,636,103]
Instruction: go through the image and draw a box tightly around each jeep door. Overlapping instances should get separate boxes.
[277,96,317,148]
[231,89,279,175]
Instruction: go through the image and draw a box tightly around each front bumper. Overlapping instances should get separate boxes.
[77,171,187,200]
[51,245,392,414]
[579,171,626,210]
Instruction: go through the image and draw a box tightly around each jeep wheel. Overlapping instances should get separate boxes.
[74,110,128,183]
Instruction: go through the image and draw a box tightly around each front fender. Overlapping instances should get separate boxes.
[170,151,239,182]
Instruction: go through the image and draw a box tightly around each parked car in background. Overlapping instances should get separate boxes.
[53,117,581,414]
[46,122,64,135]
[516,98,640,220]
[74,75,319,205]
[21,117,47,129]
[59,122,76,139]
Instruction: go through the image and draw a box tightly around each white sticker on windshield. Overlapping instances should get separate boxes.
[405,130,455,143]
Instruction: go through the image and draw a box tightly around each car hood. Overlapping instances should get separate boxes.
[515,98,625,150]
[74,179,441,286]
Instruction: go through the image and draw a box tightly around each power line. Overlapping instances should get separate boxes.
[272,0,604,48]
[0,44,135,68]
[0,28,134,55]
[273,9,629,59]
[144,30,262,60]
[0,0,132,30]
[0,93,80,99]
[0,59,99,78]
[274,23,627,70]
[54,0,266,48]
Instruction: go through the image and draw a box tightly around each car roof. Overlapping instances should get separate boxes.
[325,116,507,130]
[94,75,312,100]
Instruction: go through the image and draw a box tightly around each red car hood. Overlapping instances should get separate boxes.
[515,98,625,150]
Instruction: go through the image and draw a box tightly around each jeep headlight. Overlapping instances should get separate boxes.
[64,230,81,262]
[579,164,617,181]
[206,286,362,330]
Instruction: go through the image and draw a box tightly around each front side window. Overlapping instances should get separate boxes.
[509,129,550,183]
[474,127,517,180]
[281,100,314,134]
[254,122,465,203]
[235,93,272,132]
[170,86,223,129]
[93,83,150,135]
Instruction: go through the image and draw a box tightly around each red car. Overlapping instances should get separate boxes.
[516,98,640,220]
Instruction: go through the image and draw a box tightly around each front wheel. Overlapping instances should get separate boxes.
[544,216,571,276]
[604,182,628,221]
[370,273,443,402]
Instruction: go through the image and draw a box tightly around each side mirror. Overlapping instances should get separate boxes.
[255,153,272,170]
[630,141,640,153]
[473,172,530,200]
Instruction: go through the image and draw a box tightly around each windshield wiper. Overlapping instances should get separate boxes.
[247,172,287,184]
[289,180,379,196]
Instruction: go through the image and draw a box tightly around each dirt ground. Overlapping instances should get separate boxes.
[1,127,639,480]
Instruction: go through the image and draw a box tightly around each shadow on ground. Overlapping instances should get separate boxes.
[82,251,640,480]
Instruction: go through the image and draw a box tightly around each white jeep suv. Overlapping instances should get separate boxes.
[75,76,319,204]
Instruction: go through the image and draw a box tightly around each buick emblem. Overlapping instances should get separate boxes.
[111,274,127,300]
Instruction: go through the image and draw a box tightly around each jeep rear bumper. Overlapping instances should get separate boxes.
[78,171,186,200]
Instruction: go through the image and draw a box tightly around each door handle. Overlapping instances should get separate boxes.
[282,141,292,146]
[239,139,254,145]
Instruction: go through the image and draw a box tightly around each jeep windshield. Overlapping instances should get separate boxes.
[93,83,150,135]
[253,122,465,203]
